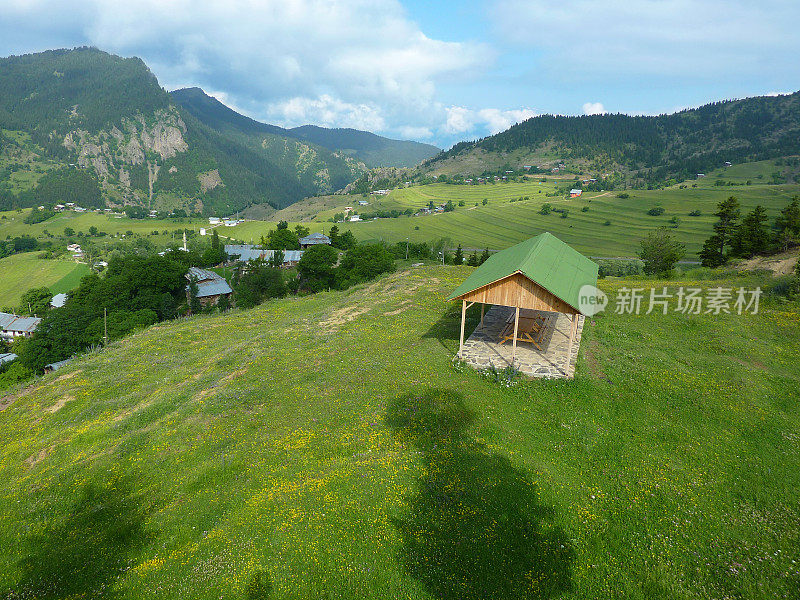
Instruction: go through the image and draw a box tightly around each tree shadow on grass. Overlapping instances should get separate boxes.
[7,475,151,600]
[387,389,573,600]
[422,303,484,351]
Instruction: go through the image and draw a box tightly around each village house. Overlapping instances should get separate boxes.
[569,189,583,198]
[299,233,331,248]
[349,215,362,222]
[185,267,233,308]
[358,200,369,206]
[0,312,41,341]
[223,245,304,268]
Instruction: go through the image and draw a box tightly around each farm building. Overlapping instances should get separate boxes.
[569,189,582,198]
[0,312,42,341]
[448,232,598,379]
[185,267,233,309]
[0,352,17,366]
[224,245,303,267]
[299,233,331,248]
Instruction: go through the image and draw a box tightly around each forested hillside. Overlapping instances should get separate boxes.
[0,48,368,215]
[426,93,800,185]
[288,125,440,168]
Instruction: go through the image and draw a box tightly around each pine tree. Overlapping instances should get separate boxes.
[733,205,771,258]
[479,248,490,264]
[467,251,479,266]
[776,198,800,236]
[699,196,740,267]
[453,244,464,265]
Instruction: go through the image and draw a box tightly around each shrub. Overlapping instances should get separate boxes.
[596,259,644,277]
[336,243,396,289]
[688,210,701,216]
[647,207,665,216]
[298,244,338,292]
[638,228,685,275]
[603,220,612,226]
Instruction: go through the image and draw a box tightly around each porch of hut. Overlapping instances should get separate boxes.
[448,232,598,379]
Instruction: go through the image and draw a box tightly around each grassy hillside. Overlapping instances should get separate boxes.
[0,252,89,308]
[250,176,800,257]
[0,267,798,598]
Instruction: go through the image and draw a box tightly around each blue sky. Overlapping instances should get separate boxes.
[1,0,799,148]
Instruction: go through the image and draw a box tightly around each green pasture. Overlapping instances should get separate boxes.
[242,180,800,257]
[0,252,90,308]
[0,266,798,598]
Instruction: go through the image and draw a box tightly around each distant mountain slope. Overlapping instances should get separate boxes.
[0,48,365,214]
[287,125,440,168]
[425,92,800,184]
[170,87,364,200]
[171,87,439,168]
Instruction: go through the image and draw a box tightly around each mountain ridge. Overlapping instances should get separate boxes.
[170,87,440,168]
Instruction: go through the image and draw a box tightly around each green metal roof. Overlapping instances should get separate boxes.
[448,232,598,313]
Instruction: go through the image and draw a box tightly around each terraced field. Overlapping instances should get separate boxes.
[238,176,800,257]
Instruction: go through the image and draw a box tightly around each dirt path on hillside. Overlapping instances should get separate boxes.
[736,249,798,276]
[588,191,613,199]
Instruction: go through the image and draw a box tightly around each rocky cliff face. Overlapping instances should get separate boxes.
[62,106,189,205]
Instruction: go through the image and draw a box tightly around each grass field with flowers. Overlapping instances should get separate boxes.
[0,265,798,599]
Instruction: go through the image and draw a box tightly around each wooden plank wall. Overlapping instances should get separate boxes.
[458,273,578,314]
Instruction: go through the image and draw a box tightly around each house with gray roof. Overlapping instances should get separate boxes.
[224,245,304,267]
[0,312,42,341]
[185,267,233,310]
[299,233,331,248]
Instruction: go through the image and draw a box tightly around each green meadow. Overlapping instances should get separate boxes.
[1,266,798,598]
[0,252,90,308]
[235,177,800,257]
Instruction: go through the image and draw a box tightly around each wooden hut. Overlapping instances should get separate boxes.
[448,232,599,371]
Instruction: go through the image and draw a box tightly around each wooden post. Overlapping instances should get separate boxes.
[480,303,485,328]
[458,299,467,358]
[511,305,520,367]
[566,313,577,375]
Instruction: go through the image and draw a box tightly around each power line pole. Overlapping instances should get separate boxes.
[104,307,108,346]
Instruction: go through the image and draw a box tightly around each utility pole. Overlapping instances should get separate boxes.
[104,307,108,346]
[405,237,409,260]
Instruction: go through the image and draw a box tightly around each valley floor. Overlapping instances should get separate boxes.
[0,266,798,598]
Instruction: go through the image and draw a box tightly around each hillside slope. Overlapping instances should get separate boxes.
[1,267,798,598]
[171,87,440,168]
[425,92,800,184]
[0,48,364,214]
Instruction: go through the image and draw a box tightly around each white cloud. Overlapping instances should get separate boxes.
[493,0,800,81]
[266,95,387,132]
[0,0,494,141]
[397,125,434,140]
[444,106,536,136]
[582,102,606,115]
